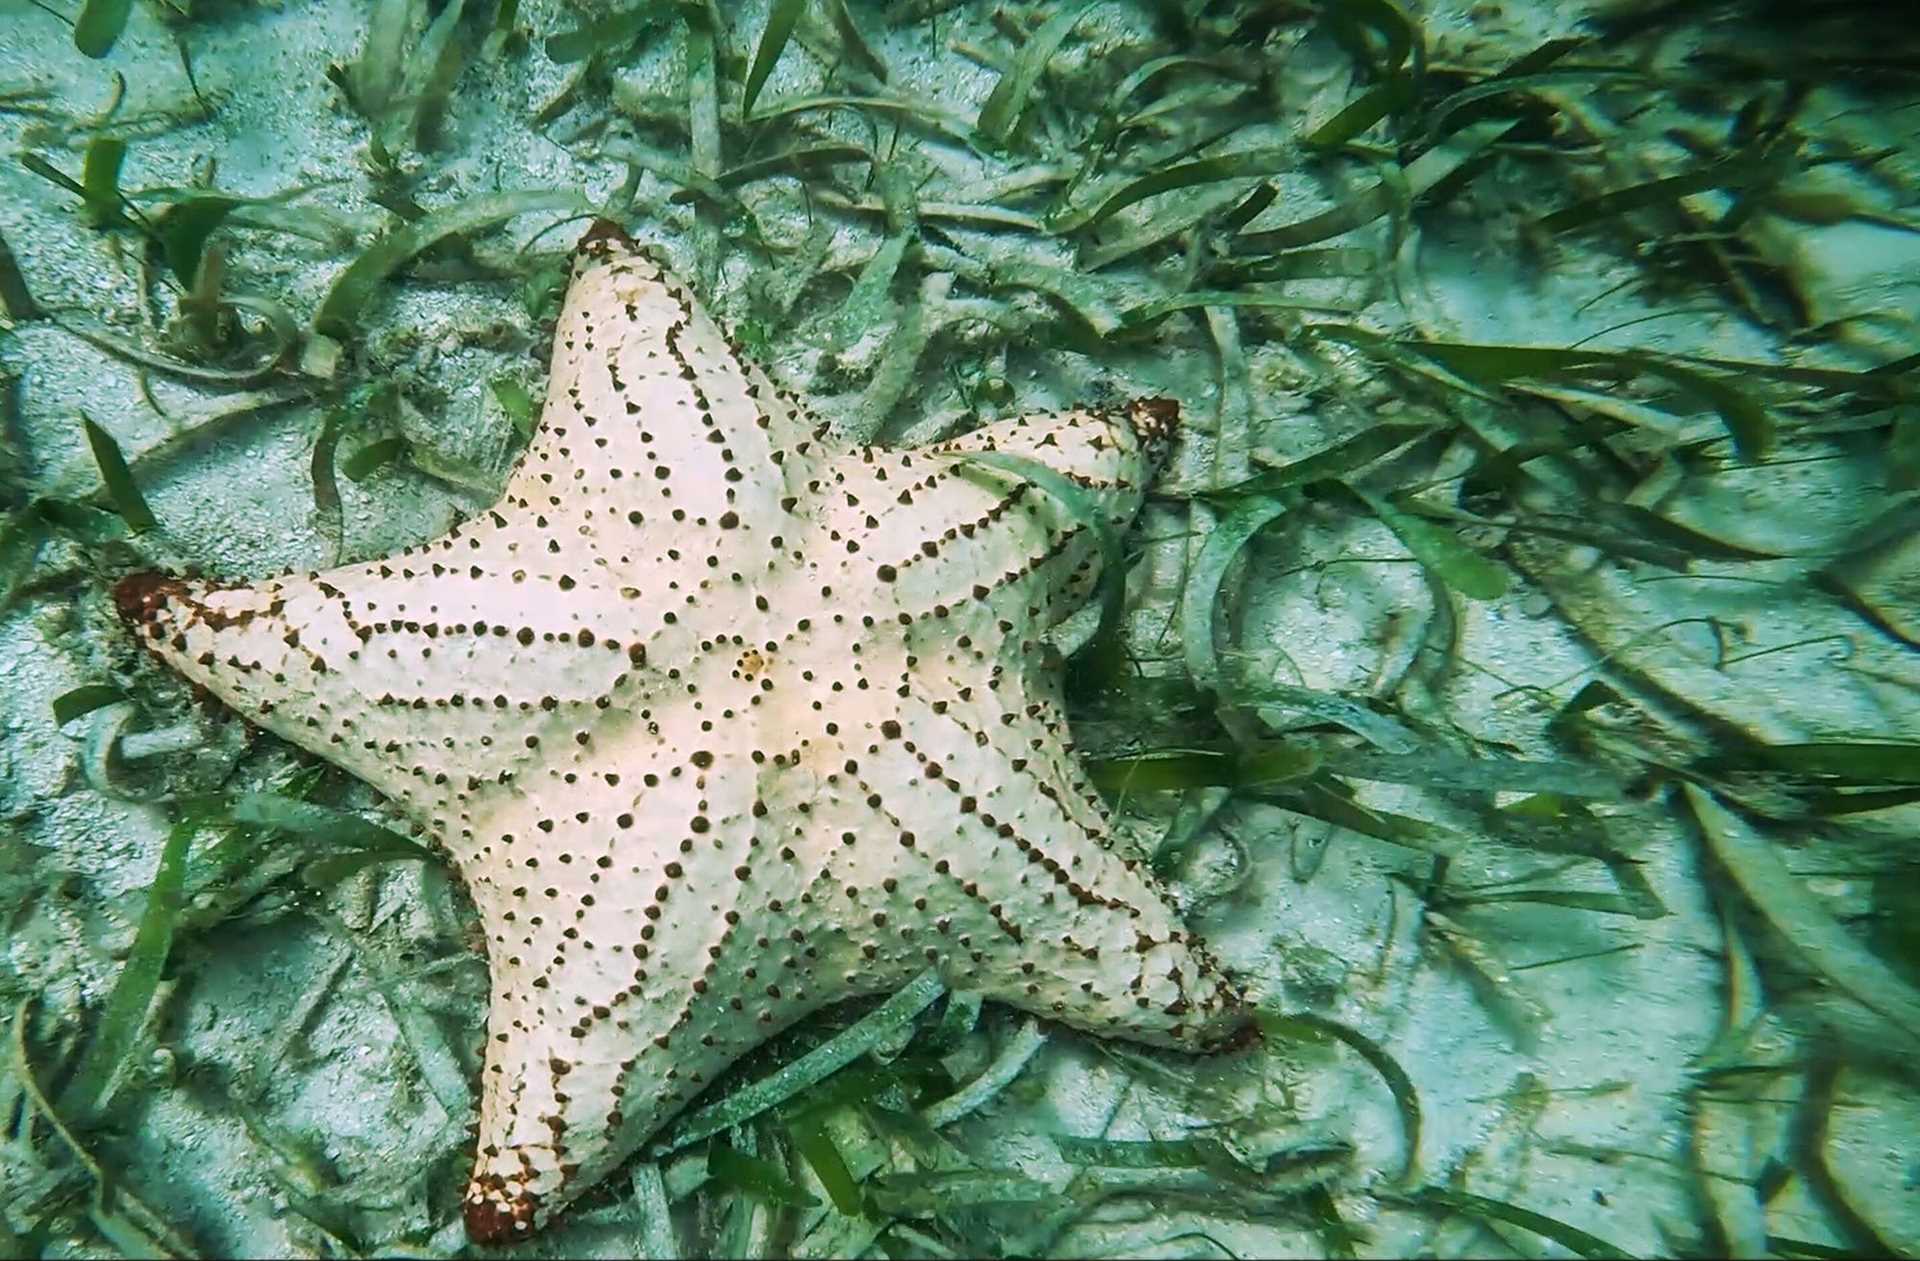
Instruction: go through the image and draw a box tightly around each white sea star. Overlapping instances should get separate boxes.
[115,220,1247,1243]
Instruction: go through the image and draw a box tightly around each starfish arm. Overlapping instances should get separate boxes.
[115,558,667,834]
[460,738,921,1241]
[847,674,1245,1051]
[513,229,832,558]
[805,399,1177,631]
[459,742,749,1239]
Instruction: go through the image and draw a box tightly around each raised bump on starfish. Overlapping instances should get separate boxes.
[115,221,1245,1244]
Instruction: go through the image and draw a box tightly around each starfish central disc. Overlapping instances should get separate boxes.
[117,222,1246,1243]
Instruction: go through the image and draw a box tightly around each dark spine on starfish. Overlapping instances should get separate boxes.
[1125,396,1180,457]
[464,1182,540,1245]
[574,217,640,261]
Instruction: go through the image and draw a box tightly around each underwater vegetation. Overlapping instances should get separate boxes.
[0,0,1917,1256]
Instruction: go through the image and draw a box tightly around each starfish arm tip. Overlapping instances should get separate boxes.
[462,1185,540,1247]
[575,216,639,261]
[111,570,186,629]
[1125,395,1181,456]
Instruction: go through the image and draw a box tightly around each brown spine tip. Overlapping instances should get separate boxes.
[113,572,186,627]
[1206,1003,1262,1055]
[1126,397,1181,454]
[575,218,639,261]
[463,1187,540,1246]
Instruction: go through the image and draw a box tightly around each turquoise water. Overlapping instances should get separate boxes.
[2,1,1917,1257]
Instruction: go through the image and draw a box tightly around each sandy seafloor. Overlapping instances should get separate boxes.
[2,0,1918,1257]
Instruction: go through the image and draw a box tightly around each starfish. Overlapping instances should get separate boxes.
[115,220,1247,1243]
